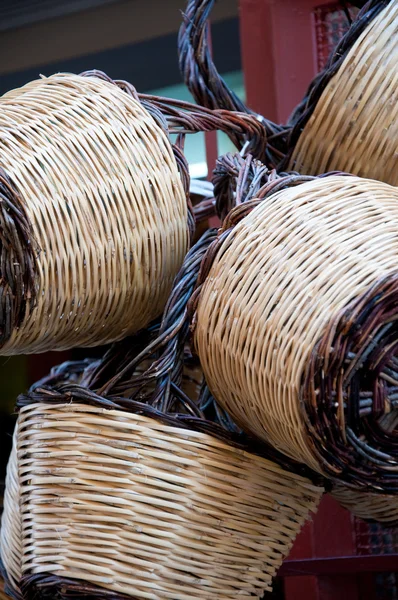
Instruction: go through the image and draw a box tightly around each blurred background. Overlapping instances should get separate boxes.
[0,1,396,599]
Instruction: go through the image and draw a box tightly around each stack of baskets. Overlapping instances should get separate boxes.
[179,0,398,526]
[1,1,398,598]
[1,233,323,600]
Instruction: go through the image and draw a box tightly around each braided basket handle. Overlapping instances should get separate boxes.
[178,0,290,167]
[138,93,268,159]
[178,0,248,115]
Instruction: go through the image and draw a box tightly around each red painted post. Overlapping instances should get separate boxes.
[204,25,219,182]
[205,131,218,180]
[206,131,220,228]
[239,0,332,123]
[283,496,360,599]
[239,0,279,121]
[204,24,219,228]
[314,496,359,600]
[283,521,320,600]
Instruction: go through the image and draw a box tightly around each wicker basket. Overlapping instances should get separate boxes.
[179,0,398,184]
[192,163,398,491]
[331,485,398,526]
[1,360,95,600]
[1,232,323,600]
[0,69,266,355]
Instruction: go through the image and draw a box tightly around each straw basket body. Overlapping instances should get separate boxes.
[331,485,398,526]
[194,175,398,489]
[0,73,188,354]
[288,0,398,183]
[3,400,321,600]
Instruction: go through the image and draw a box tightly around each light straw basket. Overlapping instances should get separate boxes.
[193,172,398,491]
[0,70,265,355]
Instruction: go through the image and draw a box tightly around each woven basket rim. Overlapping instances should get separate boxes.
[0,170,37,348]
[20,573,135,600]
[17,385,324,485]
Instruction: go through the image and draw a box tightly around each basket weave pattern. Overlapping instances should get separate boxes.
[0,427,21,599]
[332,485,398,526]
[16,402,321,600]
[0,73,188,354]
[289,1,398,183]
[194,175,398,487]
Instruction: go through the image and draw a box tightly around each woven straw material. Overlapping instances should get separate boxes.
[289,1,398,183]
[332,485,398,526]
[0,427,22,599]
[14,402,321,600]
[0,73,188,354]
[194,175,398,488]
